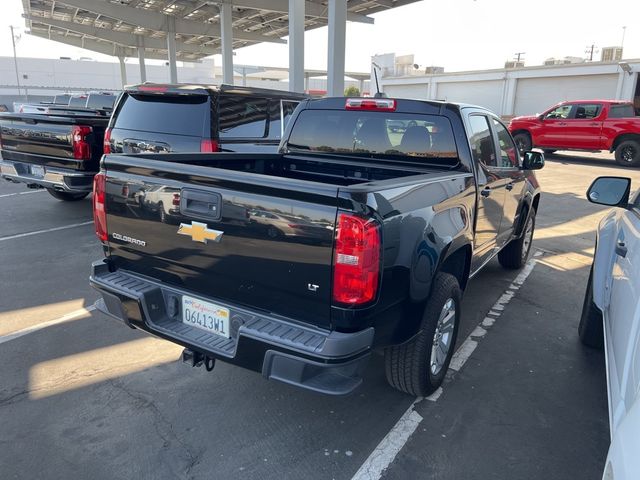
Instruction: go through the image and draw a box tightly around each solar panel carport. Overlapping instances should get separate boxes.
[20,0,418,95]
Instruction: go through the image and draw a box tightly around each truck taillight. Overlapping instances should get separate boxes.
[332,213,381,306]
[103,127,112,154]
[93,172,108,242]
[72,125,92,160]
[200,139,219,152]
[172,192,180,206]
[345,98,396,111]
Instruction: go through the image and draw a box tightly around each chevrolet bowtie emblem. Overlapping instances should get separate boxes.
[177,221,223,244]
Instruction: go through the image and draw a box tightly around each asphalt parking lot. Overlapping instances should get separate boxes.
[2,151,640,480]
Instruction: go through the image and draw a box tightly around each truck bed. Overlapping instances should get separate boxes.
[123,152,442,187]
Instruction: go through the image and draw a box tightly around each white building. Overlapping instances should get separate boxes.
[374,53,640,118]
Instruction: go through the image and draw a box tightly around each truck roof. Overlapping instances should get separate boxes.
[302,96,491,114]
[124,82,308,100]
[556,99,633,105]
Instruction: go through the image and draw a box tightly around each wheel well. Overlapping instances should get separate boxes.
[440,245,472,291]
[611,133,640,152]
[511,129,530,139]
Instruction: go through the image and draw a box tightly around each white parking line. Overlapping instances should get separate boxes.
[351,254,540,480]
[0,190,47,199]
[351,398,424,480]
[0,220,93,242]
[0,306,96,345]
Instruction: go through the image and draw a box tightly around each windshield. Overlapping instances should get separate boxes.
[287,109,458,163]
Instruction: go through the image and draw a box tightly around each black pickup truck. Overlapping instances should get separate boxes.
[0,111,109,200]
[1,84,305,201]
[89,97,544,396]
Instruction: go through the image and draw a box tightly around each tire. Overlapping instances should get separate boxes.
[513,133,532,153]
[578,265,604,349]
[498,210,535,269]
[384,273,462,396]
[267,226,282,239]
[614,140,640,167]
[159,203,167,223]
[46,188,89,201]
[543,149,556,155]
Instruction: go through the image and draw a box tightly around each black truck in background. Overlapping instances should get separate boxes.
[90,97,545,396]
[0,84,306,201]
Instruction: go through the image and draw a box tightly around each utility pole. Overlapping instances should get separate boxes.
[514,52,526,63]
[621,26,627,51]
[585,43,599,62]
[10,26,23,99]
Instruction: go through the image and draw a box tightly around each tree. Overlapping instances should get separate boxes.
[344,85,360,97]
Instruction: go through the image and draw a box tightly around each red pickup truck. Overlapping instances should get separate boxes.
[509,100,640,167]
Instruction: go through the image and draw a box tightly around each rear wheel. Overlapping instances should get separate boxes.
[498,211,535,269]
[384,273,461,396]
[513,133,532,153]
[46,189,89,201]
[578,265,604,349]
[614,140,640,167]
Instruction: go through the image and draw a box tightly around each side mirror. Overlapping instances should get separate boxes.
[538,114,545,121]
[521,150,545,170]
[587,176,631,208]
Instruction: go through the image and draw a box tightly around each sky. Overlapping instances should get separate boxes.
[1,0,639,73]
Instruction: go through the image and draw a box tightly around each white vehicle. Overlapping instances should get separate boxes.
[580,176,640,480]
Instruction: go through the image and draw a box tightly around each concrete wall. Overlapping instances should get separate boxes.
[378,59,640,117]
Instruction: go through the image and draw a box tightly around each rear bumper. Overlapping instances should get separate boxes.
[0,160,94,192]
[89,259,373,395]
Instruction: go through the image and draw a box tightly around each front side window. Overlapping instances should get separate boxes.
[573,104,602,119]
[219,96,269,138]
[468,115,497,168]
[492,119,519,168]
[544,105,572,120]
[268,100,299,139]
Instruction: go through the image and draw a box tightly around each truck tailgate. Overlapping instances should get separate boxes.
[103,155,340,329]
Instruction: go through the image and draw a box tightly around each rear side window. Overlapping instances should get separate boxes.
[573,104,601,119]
[468,115,497,167]
[287,110,458,162]
[609,105,637,118]
[219,96,268,138]
[114,93,208,136]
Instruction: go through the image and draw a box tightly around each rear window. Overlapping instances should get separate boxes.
[86,94,116,110]
[114,93,208,136]
[287,110,458,161]
[68,96,87,107]
[608,104,637,118]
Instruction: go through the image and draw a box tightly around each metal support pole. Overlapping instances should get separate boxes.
[288,0,305,93]
[136,36,147,83]
[166,15,178,83]
[10,26,22,98]
[327,0,346,96]
[304,72,310,91]
[220,1,234,85]
[118,55,128,87]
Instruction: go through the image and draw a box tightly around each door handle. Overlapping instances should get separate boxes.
[505,183,514,191]
[589,122,599,126]
[481,187,491,198]
[615,241,627,258]
[558,122,567,126]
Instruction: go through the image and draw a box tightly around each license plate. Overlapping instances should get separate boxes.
[182,295,230,338]
[30,165,45,178]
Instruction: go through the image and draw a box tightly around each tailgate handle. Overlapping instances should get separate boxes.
[180,189,222,221]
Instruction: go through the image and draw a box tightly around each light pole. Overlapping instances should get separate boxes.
[9,26,23,100]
